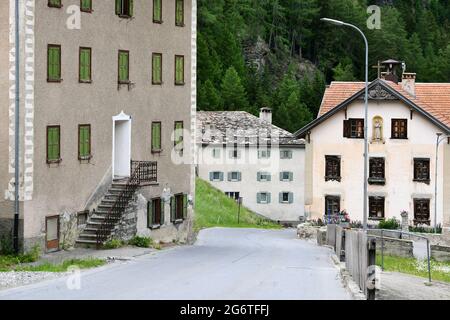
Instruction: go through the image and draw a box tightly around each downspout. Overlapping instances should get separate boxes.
[13,0,20,254]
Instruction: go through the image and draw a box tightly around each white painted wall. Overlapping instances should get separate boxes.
[197,145,305,222]
[307,99,446,226]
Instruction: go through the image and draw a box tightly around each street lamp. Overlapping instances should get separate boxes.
[321,18,370,230]
[435,133,449,233]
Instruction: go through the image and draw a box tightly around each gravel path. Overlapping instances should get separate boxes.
[0,272,69,291]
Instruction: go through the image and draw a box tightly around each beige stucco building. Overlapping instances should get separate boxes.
[0,0,196,252]
[296,67,450,230]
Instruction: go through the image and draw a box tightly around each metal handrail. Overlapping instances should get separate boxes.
[96,161,157,247]
[370,229,432,283]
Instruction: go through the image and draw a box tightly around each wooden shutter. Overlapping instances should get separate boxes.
[152,54,162,84]
[81,0,91,12]
[129,0,134,17]
[79,125,90,159]
[219,172,224,181]
[279,193,283,204]
[119,51,129,82]
[175,0,184,26]
[48,45,61,81]
[289,172,294,181]
[227,172,232,182]
[153,0,162,22]
[175,56,184,84]
[149,200,153,226]
[170,196,176,222]
[267,193,271,204]
[79,48,91,81]
[237,172,242,181]
[289,192,294,204]
[343,120,350,138]
[257,193,261,204]
[160,198,165,225]
[115,0,121,15]
[47,126,60,162]
[183,194,188,219]
[152,122,161,151]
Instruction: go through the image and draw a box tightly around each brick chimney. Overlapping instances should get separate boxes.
[401,73,416,97]
[260,107,272,124]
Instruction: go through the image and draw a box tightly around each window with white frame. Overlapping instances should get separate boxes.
[212,148,221,159]
[258,149,271,159]
[280,171,293,181]
[257,172,271,182]
[257,192,271,204]
[280,150,293,159]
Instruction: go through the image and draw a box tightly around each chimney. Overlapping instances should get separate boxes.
[380,59,402,84]
[260,107,272,124]
[401,72,416,97]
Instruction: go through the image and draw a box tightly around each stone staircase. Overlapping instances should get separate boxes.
[76,179,131,247]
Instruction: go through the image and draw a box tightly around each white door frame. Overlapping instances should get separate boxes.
[112,111,132,179]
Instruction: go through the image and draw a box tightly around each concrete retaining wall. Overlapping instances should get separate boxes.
[370,235,414,258]
[431,245,450,262]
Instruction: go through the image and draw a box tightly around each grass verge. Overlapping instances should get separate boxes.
[376,254,450,283]
[194,178,281,232]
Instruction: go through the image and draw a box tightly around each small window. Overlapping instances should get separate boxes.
[229,149,240,159]
[48,0,62,8]
[228,172,241,182]
[175,0,184,26]
[279,192,293,204]
[391,119,408,139]
[210,171,223,182]
[79,47,92,83]
[343,119,364,139]
[280,172,293,182]
[118,50,130,84]
[258,149,271,159]
[369,157,385,185]
[77,211,88,226]
[414,158,430,184]
[174,121,184,156]
[257,172,271,182]
[280,150,293,159]
[325,196,340,216]
[80,0,92,12]
[78,124,91,161]
[148,198,164,228]
[151,122,162,153]
[153,0,162,23]
[175,55,185,85]
[47,45,61,82]
[115,0,134,18]
[212,148,221,159]
[325,156,341,182]
[369,197,385,220]
[152,53,162,85]
[47,126,61,164]
[414,199,430,225]
[171,194,187,222]
[257,192,271,204]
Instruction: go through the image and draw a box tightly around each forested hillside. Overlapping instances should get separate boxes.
[197,0,450,132]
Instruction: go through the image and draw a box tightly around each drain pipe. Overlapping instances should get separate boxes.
[13,0,20,254]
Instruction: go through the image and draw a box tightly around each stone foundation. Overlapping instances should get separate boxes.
[431,245,450,262]
[370,235,414,258]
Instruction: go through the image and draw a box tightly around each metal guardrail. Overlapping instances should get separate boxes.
[374,229,431,283]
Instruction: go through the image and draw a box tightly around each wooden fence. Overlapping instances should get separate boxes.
[327,225,376,300]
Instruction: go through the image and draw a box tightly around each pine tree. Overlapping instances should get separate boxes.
[221,67,249,110]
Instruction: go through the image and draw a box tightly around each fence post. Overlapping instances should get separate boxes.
[367,238,376,300]
[340,230,346,262]
[426,238,432,283]
[381,229,384,271]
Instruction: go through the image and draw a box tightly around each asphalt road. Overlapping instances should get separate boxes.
[0,228,351,300]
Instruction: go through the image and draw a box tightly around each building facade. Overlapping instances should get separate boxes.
[296,68,450,229]
[196,110,305,223]
[0,0,196,251]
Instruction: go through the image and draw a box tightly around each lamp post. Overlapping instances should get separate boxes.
[13,0,20,254]
[321,18,369,230]
[435,133,449,233]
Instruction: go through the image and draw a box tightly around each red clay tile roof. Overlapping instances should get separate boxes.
[318,80,450,129]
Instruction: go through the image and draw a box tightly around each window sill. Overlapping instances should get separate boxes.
[173,219,184,225]
[368,178,386,185]
[390,137,408,140]
[153,20,164,24]
[118,14,133,19]
[325,177,342,182]
[79,80,92,84]
[413,179,430,185]
[48,5,63,9]
[413,219,431,226]
[47,79,63,83]
[79,155,92,162]
[149,224,161,230]
[175,82,185,86]
[369,217,385,221]
[47,159,62,165]
[81,9,93,13]
[152,149,163,154]
[152,81,163,85]
[175,23,186,27]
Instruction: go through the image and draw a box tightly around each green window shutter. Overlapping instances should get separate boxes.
[129,0,134,17]
[279,193,283,204]
[119,51,129,82]
[170,197,176,222]
[152,54,162,84]
[152,123,161,151]
[267,193,272,204]
[183,194,188,219]
[175,56,184,84]
[115,0,121,15]
[147,201,152,228]
[153,0,162,22]
[237,172,242,181]
[289,172,294,181]
[289,193,294,204]
[257,193,261,204]
[81,0,91,11]
[80,48,91,81]
[48,46,61,81]
[47,127,60,161]
[267,173,272,182]
[257,172,261,181]
[176,0,184,25]
[219,172,224,181]
[160,199,165,225]
[279,172,284,181]
[79,125,90,158]
[227,172,232,182]
[209,172,214,182]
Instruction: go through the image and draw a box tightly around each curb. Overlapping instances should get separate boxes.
[330,252,366,300]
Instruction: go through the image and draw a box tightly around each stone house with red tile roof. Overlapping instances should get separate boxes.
[295,68,450,230]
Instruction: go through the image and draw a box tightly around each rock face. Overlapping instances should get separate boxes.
[297,223,320,240]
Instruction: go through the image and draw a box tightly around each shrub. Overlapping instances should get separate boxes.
[378,218,400,230]
[128,236,153,248]
[103,239,125,250]
[0,234,14,255]
[409,224,442,234]
[18,245,41,263]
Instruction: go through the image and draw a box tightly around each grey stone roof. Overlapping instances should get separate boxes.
[197,111,305,146]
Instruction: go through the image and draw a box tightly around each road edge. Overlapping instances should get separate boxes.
[329,250,366,300]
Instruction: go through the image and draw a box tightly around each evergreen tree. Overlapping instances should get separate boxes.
[221,67,249,110]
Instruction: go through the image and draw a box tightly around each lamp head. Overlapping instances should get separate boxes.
[321,18,345,26]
